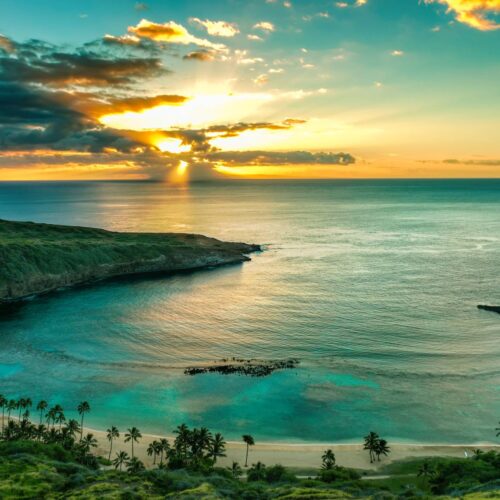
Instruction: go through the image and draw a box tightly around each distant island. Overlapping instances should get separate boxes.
[0,219,260,302]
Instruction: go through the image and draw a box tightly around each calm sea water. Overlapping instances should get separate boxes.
[0,180,499,443]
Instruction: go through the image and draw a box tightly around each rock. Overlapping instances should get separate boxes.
[184,358,300,377]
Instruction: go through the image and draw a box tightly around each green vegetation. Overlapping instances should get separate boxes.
[0,219,259,301]
[0,394,498,498]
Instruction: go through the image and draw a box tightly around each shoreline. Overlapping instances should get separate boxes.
[83,425,500,471]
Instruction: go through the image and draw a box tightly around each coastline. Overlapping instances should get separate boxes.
[84,425,500,471]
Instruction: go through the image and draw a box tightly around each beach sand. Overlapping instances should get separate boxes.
[86,426,499,472]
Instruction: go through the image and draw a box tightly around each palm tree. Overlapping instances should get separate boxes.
[242,434,255,467]
[496,421,500,437]
[208,433,227,464]
[147,441,159,464]
[248,461,266,481]
[126,456,145,474]
[80,433,98,453]
[363,431,380,463]
[374,439,390,461]
[65,419,81,439]
[158,438,169,465]
[7,399,16,422]
[46,408,56,429]
[228,461,243,478]
[55,411,66,430]
[418,460,434,478]
[113,450,129,471]
[17,398,26,420]
[174,424,190,458]
[77,401,90,441]
[321,449,336,470]
[106,426,120,460]
[0,395,6,431]
[124,427,142,459]
[36,400,48,425]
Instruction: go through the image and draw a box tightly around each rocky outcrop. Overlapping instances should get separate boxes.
[477,305,500,315]
[184,358,300,377]
[0,219,260,302]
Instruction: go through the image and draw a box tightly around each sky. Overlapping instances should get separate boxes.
[0,0,499,181]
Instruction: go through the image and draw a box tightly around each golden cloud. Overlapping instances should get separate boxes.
[128,19,227,50]
[425,0,500,31]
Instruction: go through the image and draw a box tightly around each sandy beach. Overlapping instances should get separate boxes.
[85,426,499,472]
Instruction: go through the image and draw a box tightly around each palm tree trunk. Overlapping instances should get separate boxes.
[1,408,4,431]
[39,410,42,425]
[245,444,249,467]
[132,441,134,459]
[80,415,84,441]
[109,440,113,461]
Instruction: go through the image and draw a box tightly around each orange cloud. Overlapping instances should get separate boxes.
[425,0,500,31]
[128,19,227,50]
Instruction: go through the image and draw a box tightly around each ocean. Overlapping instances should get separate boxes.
[0,179,499,443]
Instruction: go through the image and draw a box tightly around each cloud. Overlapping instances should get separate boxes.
[190,18,239,37]
[0,35,15,53]
[424,0,500,31]
[0,40,166,87]
[443,158,500,165]
[135,2,148,10]
[127,19,227,51]
[253,74,269,85]
[183,50,215,61]
[253,21,275,31]
[206,150,355,166]
[391,50,404,56]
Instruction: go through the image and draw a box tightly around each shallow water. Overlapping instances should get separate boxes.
[0,179,499,443]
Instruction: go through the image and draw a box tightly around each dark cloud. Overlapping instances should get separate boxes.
[206,150,356,165]
[443,158,500,166]
[0,49,166,87]
[183,50,215,61]
[135,2,148,11]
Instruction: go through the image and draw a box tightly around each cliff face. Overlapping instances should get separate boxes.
[0,219,260,302]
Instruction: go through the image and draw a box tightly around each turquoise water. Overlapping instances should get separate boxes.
[0,180,499,443]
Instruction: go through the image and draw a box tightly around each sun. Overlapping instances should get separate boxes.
[156,138,191,154]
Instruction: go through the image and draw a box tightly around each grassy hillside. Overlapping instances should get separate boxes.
[0,441,498,499]
[0,219,259,301]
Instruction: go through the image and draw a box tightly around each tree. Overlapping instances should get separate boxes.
[65,419,81,439]
[106,426,120,460]
[158,438,169,465]
[374,439,390,461]
[247,461,266,481]
[242,434,255,467]
[147,440,159,464]
[80,433,98,453]
[126,456,145,474]
[36,400,48,425]
[7,399,16,422]
[113,451,129,471]
[363,431,380,463]
[321,449,336,470]
[77,401,90,441]
[0,395,6,432]
[228,461,243,478]
[55,410,66,430]
[174,424,190,459]
[208,432,226,464]
[496,421,500,437]
[124,427,142,458]
[418,460,435,478]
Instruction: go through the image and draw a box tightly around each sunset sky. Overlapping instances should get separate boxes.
[0,0,499,181]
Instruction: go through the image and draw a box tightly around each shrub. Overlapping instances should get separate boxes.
[318,466,361,484]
